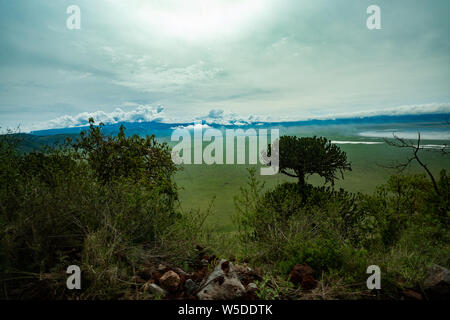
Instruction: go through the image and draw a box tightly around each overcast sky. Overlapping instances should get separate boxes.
[0,0,449,131]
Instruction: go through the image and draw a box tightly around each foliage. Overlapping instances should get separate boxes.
[1,129,449,300]
[271,135,351,187]
[234,166,450,295]
[0,124,206,299]
[74,118,178,194]
[254,275,293,300]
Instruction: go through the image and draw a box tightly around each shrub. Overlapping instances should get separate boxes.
[0,124,202,299]
[74,118,178,197]
[234,167,449,295]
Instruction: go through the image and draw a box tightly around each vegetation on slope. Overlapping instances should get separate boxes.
[0,120,209,299]
[0,126,448,299]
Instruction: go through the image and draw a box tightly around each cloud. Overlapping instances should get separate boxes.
[38,105,165,130]
[197,108,268,126]
[265,102,450,123]
[112,60,224,94]
[171,123,212,130]
[196,103,450,126]
[207,109,225,119]
[2,2,450,131]
[30,101,450,132]
[327,103,450,119]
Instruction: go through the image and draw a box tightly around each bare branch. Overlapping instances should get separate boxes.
[384,132,441,195]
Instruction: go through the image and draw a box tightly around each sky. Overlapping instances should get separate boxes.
[0,0,449,131]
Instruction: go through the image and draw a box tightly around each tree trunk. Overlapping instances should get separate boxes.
[296,171,307,201]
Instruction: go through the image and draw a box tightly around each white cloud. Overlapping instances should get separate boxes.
[171,123,211,130]
[268,102,450,122]
[323,103,450,119]
[196,103,450,126]
[36,104,165,130]
[110,59,224,94]
[207,109,225,119]
[196,108,268,126]
[30,102,449,132]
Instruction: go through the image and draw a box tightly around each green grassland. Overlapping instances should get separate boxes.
[9,127,450,234]
[176,141,450,233]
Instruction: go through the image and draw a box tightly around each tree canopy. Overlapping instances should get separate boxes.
[273,135,351,187]
[73,118,178,194]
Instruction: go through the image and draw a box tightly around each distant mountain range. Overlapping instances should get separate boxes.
[3,133,80,154]
[4,112,448,153]
[30,113,450,137]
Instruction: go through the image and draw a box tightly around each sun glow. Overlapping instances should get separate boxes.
[137,0,268,41]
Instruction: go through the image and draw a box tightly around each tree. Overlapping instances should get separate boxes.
[73,118,178,194]
[272,135,351,188]
[384,132,449,196]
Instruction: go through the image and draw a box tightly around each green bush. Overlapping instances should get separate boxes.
[0,124,205,299]
[234,167,449,295]
[278,239,345,275]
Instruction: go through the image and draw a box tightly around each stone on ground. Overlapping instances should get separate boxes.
[197,260,246,300]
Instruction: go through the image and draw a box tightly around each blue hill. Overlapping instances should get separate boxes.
[30,113,449,137]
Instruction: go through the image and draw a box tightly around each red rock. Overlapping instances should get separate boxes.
[301,275,318,290]
[159,270,181,292]
[178,273,186,288]
[289,264,317,289]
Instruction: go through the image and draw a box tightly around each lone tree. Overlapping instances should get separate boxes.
[272,135,351,187]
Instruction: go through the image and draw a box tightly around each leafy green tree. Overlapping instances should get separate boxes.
[73,118,178,194]
[273,135,351,187]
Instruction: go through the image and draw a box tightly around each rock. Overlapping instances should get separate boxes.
[301,275,318,290]
[423,264,450,300]
[197,259,246,300]
[403,289,422,300]
[158,264,168,272]
[175,267,188,276]
[184,279,199,295]
[289,264,317,290]
[201,259,209,266]
[144,283,167,297]
[247,283,258,293]
[234,264,262,286]
[159,270,181,292]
